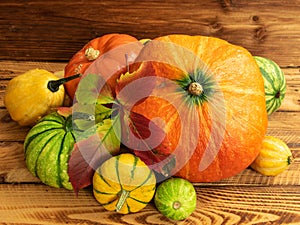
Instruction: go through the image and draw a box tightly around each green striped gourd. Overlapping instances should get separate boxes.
[93,153,156,214]
[24,111,75,190]
[154,177,196,220]
[254,56,286,115]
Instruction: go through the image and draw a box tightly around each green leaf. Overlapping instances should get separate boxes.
[96,118,121,154]
[68,117,121,194]
[75,73,100,105]
[94,102,112,123]
[75,73,115,104]
[73,73,116,131]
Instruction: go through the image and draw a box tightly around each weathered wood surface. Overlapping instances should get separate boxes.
[1,0,300,66]
[1,0,300,224]
[1,184,300,225]
[0,60,299,224]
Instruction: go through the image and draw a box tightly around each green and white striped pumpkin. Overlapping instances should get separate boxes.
[254,56,286,115]
[24,111,75,190]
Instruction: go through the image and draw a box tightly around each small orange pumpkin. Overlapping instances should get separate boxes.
[64,33,142,99]
[118,35,268,182]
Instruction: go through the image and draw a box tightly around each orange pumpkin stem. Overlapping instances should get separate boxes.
[188,82,203,96]
[85,46,100,61]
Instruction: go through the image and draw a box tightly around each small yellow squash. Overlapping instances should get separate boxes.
[251,136,293,176]
[4,69,80,126]
[93,153,156,214]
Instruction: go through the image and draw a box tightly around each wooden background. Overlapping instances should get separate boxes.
[2,0,300,67]
[0,0,300,224]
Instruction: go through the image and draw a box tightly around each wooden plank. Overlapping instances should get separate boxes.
[1,0,300,66]
[0,109,31,141]
[267,112,300,147]
[0,183,300,224]
[0,61,66,79]
[0,142,39,183]
[280,68,300,112]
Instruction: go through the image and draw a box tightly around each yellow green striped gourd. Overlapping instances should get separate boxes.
[93,153,156,214]
[254,56,286,115]
[250,136,293,176]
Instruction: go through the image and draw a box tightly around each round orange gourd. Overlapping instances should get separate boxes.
[119,35,268,182]
[64,33,141,99]
[250,136,293,176]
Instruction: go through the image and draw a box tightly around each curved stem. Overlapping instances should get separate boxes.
[116,189,130,212]
[47,73,81,92]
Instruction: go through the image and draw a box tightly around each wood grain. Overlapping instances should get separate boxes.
[0,109,31,141]
[1,184,300,224]
[1,1,300,220]
[1,0,300,66]
[0,142,39,183]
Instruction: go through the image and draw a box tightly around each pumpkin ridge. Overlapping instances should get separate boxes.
[130,156,139,180]
[260,67,277,92]
[56,132,69,187]
[24,127,62,151]
[93,188,116,195]
[115,155,123,191]
[125,201,131,214]
[272,63,283,89]
[24,125,60,152]
[59,132,75,190]
[36,132,64,187]
[25,131,59,175]
[41,118,64,124]
[131,170,154,192]
[100,198,118,207]
[98,172,113,189]
[266,99,276,111]
[128,196,149,205]
[40,112,65,124]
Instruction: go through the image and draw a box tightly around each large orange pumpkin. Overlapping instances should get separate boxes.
[64,33,141,99]
[118,35,268,182]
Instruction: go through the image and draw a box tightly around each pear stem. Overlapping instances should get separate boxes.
[47,73,81,92]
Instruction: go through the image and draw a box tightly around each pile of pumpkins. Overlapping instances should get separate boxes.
[4,33,292,221]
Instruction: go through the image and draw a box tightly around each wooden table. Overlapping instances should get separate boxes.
[1,1,300,224]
